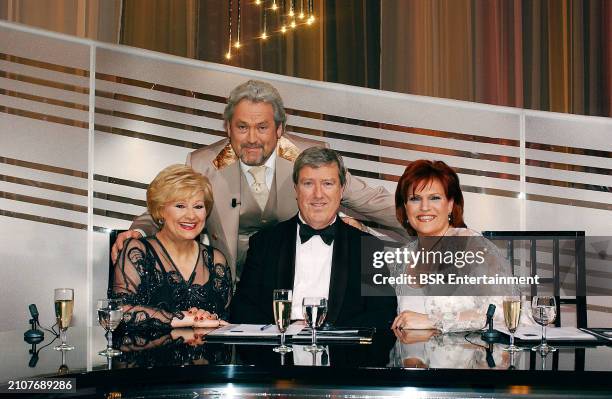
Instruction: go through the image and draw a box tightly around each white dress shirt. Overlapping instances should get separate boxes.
[290,213,336,320]
[240,153,276,190]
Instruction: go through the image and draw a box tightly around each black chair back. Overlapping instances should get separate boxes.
[482,231,587,328]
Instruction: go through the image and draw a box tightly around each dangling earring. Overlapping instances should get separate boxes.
[448,213,453,224]
[158,218,164,225]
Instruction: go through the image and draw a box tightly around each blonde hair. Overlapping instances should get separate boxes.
[147,164,214,223]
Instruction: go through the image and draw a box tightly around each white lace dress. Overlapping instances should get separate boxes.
[391,228,532,333]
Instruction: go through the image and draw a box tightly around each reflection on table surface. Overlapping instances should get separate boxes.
[3,325,612,383]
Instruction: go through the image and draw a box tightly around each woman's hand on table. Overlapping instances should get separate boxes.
[193,318,229,328]
[391,310,437,330]
[171,307,228,328]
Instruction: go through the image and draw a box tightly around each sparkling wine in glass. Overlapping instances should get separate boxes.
[273,289,293,354]
[302,297,328,353]
[503,295,522,352]
[54,288,75,351]
[531,296,557,354]
[97,298,124,357]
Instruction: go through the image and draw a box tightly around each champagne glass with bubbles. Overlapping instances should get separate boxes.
[531,296,557,354]
[97,298,124,357]
[302,297,328,353]
[503,290,523,352]
[54,288,75,351]
[272,289,293,354]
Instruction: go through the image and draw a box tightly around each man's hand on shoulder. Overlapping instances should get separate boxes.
[111,230,143,263]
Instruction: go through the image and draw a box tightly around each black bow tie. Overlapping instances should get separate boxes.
[298,219,336,246]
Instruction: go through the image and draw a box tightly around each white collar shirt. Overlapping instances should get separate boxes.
[240,152,276,190]
[290,213,336,320]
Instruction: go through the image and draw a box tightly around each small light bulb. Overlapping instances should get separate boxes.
[255,0,261,4]
[261,32,268,40]
[299,12,305,19]
[271,3,278,10]
[234,41,241,48]
[309,15,315,23]
[306,18,313,25]
[289,10,294,17]
[225,51,231,59]
[290,20,296,28]
[281,26,287,33]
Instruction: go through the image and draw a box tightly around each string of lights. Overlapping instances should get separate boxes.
[225,0,317,61]
[225,0,233,59]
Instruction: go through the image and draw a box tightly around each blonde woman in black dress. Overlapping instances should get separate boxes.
[113,165,232,331]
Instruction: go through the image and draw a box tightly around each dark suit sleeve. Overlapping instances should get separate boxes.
[229,232,271,324]
[129,212,161,237]
[355,237,397,328]
[360,277,397,329]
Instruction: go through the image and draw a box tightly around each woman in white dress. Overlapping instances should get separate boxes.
[390,160,529,333]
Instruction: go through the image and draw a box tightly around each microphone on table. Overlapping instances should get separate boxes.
[24,304,44,344]
[480,304,501,343]
[231,198,241,208]
[24,304,45,368]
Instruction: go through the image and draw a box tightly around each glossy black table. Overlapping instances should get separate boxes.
[2,326,612,398]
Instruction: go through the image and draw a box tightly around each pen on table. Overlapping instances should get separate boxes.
[260,324,273,331]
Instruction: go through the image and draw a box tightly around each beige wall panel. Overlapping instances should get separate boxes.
[525,183,611,205]
[0,217,87,331]
[463,193,522,232]
[94,115,220,146]
[525,201,612,235]
[0,24,89,69]
[1,92,88,121]
[0,113,87,171]
[95,96,224,133]
[0,162,87,191]
[95,79,226,115]
[526,166,612,188]
[525,112,612,149]
[526,149,612,170]
[0,59,89,88]
[93,180,146,201]
[93,131,192,185]
[0,76,89,105]
[0,179,86,206]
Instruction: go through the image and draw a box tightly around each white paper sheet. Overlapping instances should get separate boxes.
[207,322,305,338]
[497,325,597,341]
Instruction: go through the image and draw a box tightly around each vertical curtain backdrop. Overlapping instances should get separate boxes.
[2,0,608,116]
[381,0,611,117]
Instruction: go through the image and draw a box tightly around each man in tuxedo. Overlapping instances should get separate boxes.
[230,147,397,328]
[111,80,403,281]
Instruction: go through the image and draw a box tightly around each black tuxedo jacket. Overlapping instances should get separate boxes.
[230,215,397,328]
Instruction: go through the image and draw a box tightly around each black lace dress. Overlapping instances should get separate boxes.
[111,237,232,330]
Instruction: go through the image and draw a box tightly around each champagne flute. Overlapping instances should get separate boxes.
[97,298,124,357]
[302,297,328,353]
[503,293,523,352]
[531,296,557,354]
[272,289,293,354]
[54,288,74,351]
